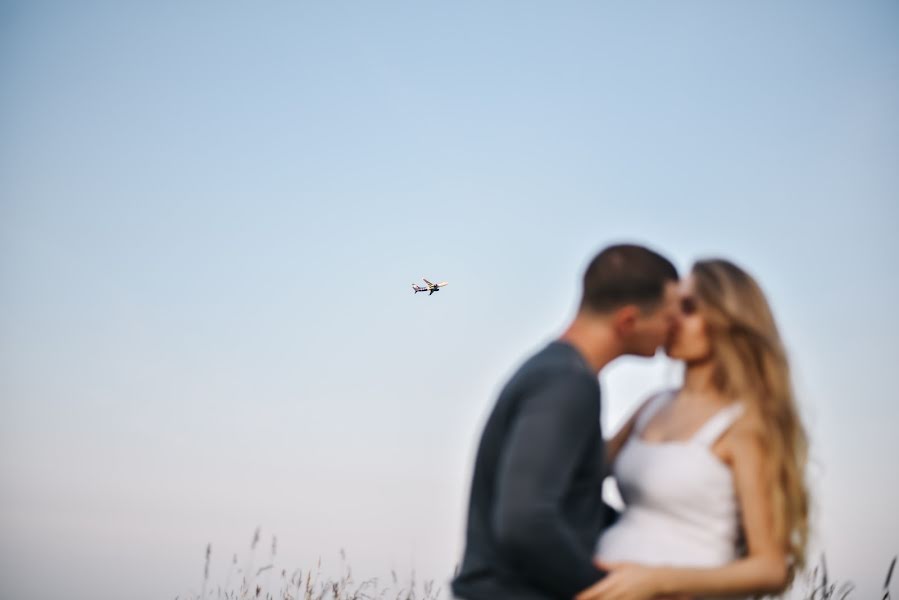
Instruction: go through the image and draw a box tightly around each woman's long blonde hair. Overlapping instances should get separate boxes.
[692,259,809,584]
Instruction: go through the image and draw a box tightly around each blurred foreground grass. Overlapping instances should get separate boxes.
[175,528,895,600]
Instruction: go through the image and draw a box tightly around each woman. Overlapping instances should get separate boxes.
[589,259,810,600]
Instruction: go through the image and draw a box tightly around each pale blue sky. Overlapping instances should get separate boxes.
[1,2,897,599]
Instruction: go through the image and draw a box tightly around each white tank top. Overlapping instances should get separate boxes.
[595,389,746,568]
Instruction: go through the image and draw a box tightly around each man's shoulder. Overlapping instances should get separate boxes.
[500,342,599,412]
[514,341,597,386]
[519,340,595,379]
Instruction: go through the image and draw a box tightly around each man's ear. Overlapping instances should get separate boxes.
[612,305,639,337]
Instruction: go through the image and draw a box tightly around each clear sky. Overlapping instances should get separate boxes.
[1,2,897,599]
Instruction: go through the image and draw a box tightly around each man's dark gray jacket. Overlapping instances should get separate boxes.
[450,340,613,600]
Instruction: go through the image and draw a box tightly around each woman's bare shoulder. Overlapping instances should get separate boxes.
[610,388,678,439]
[630,387,678,422]
[720,405,768,458]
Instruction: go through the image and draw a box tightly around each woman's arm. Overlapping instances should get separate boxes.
[656,425,788,595]
[604,393,661,469]
[588,423,790,600]
[605,414,637,471]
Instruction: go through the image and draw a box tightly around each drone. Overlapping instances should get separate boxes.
[412,278,448,296]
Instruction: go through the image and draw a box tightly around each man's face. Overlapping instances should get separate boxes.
[622,281,681,357]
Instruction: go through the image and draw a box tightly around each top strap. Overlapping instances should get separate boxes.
[635,389,677,433]
[691,402,746,447]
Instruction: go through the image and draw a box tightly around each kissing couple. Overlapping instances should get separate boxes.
[451,243,809,600]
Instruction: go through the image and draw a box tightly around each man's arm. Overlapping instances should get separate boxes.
[491,369,607,599]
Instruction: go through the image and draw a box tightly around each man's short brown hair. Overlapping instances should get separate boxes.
[579,244,679,313]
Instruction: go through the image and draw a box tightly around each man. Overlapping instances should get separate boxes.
[451,244,681,600]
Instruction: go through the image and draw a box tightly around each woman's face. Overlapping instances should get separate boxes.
[666,273,713,362]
